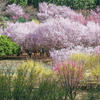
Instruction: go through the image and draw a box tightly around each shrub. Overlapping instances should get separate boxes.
[12,60,66,99]
[0,35,21,58]
[8,0,28,7]
[53,60,85,99]
[0,60,64,99]
[32,78,65,100]
[0,65,14,99]
[0,16,5,22]
[70,52,91,68]
[70,51,100,70]
[13,60,57,85]
[70,51,100,88]
[32,19,41,25]
[46,0,96,10]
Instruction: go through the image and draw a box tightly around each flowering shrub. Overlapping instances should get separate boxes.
[91,65,100,88]
[22,13,30,22]
[49,46,96,62]
[70,52,90,65]
[11,16,19,23]
[53,60,85,99]
[13,60,57,85]
[69,51,100,88]
[53,60,85,88]
[70,50,100,70]
[32,19,41,25]
[85,6,100,25]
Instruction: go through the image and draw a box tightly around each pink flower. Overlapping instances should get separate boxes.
[22,13,30,22]
[11,16,19,20]
[53,60,85,88]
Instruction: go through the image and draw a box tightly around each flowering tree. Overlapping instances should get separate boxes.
[34,17,100,56]
[6,3,25,17]
[6,3,30,23]
[3,16,100,57]
[49,46,98,63]
[86,6,100,25]
[36,2,88,25]
[3,21,39,56]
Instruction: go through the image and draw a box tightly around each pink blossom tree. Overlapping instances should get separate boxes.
[37,2,88,25]
[6,3,25,17]
[6,3,30,23]
[3,21,39,56]
[86,6,100,25]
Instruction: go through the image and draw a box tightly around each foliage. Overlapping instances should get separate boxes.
[26,0,97,10]
[0,61,67,100]
[4,16,12,21]
[0,35,21,58]
[8,0,28,7]
[19,17,25,23]
[32,78,65,100]
[70,51,100,88]
[94,0,100,6]
[0,16,5,21]
[85,85,100,99]
[70,51,100,70]
[32,19,41,25]
[0,61,100,99]
[15,60,56,81]
[46,0,97,10]
[0,65,14,99]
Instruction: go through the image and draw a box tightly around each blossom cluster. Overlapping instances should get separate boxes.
[6,3,25,17]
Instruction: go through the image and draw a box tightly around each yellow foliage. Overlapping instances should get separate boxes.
[85,53,100,70]
[91,65,100,81]
[70,52,100,70]
[70,52,100,86]
[32,19,40,25]
[70,52,90,69]
[13,59,57,85]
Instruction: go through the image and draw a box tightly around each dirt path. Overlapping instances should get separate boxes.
[0,52,54,69]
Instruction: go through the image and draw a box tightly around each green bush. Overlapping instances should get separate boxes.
[8,0,28,7]
[0,16,5,22]
[7,0,98,10]
[94,0,100,6]
[19,17,25,23]
[47,0,97,10]
[0,35,21,58]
